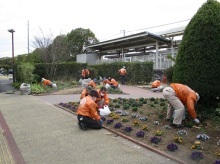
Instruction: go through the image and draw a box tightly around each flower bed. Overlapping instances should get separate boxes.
[57,97,220,164]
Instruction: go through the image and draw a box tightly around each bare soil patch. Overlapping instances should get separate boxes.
[50,87,83,95]
[56,96,220,164]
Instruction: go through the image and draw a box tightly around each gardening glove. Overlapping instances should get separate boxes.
[193,118,200,124]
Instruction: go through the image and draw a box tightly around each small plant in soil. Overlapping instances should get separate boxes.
[115,104,120,108]
[196,134,210,141]
[112,115,120,119]
[131,114,139,118]
[133,120,140,126]
[155,130,164,136]
[184,121,194,128]
[142,125,149,131]
[177,130,187,136]
[114,123,122,129]
[106,119,114,125]
[173,137,183,144]
[167,143,178,152]
[121,117,129,122]
[124,126,133,133]
[123,104,130,110]
[139,116,147,121]
[190,151,204,162]
[136,131,145,138]
[215,150,220,156]
[132,107,138,111]
[214,160,220,164]
[150,136,161,144]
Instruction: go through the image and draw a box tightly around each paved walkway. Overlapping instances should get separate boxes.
[0,77,182,164]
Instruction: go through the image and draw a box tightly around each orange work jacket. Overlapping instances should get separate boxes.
[109,78,118,87]
[96,89,110,105]
[103,79,111,85]
[88,80,96,88]
[151,80,161,88]
[76,96,100,121]
[81,69,90,78]
[170,83,198,119]
[118,68,127,75]
[43,79,52,86]
[80,89,89,99]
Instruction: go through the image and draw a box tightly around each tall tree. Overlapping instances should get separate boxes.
[32,28,53,64]
[67,28,99,58]
[173,0,220,108]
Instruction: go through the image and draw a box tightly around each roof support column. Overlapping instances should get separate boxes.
[122,47,125,62]
[171,37,175,66]
[156,42,159,69]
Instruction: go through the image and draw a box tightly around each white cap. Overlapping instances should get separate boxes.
[41,78,46,82]
[123,66,125,69]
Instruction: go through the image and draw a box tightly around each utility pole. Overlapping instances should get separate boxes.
[121,30,126,62]
[121,30,125,37]
[8,29,15,82]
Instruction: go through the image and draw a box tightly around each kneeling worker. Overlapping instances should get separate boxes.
[80,86,93,100]
[76,90,103,131]
[41,78,52,87]
[151,80,162,92]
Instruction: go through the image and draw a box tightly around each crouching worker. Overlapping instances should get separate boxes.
[41,78,52,87]
[108,77,119,89]
[96,87,109,108]
[80,86,93,100]
[163,83,200,128]
[151,80,162,92]
[76,90,103,131]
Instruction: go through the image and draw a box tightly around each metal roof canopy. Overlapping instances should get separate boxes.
[85,31,171,54]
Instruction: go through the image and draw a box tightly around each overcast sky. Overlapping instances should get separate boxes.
[0,0,211,58]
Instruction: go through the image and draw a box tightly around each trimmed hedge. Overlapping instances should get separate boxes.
[31,61,153,84]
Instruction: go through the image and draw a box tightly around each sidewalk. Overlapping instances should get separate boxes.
[0,78,181,164]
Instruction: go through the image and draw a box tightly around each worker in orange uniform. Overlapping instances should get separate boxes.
[96,87,109,108]
[108,77,119,89]
[81,67,90,79]
[103,78,110,85]
[80,86,93,100]
[151,80,162,92]
[88,78,97,89]
[41,78,52,87]
[151,80,161,88]
[163,83,200,128]
[76,90,103,131]
[118,66,127,85]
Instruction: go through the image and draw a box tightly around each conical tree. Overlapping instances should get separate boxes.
[173,0,220,108]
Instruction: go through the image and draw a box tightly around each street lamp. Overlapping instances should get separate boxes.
[8,29,15,82]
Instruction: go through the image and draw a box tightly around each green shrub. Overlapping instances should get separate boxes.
[173,0,220,109]
[16,62,35,84]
